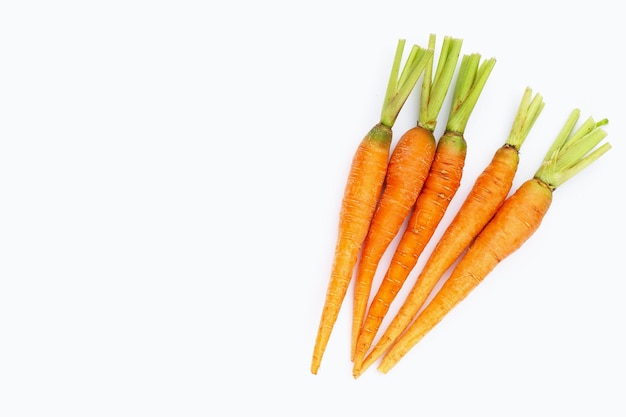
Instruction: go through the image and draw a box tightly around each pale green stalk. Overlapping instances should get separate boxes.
[418,34,463,131]
[505,87,545,150]
[445,53,497,134]
[534,110,610,189]
[380,39,433,128]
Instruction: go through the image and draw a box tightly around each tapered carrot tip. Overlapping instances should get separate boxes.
[378,361,393,374]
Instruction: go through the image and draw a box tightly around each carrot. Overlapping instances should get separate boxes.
[353,86,544,377]
[377,109,611,374]
[310,40,432,375]
[352,52,496,373]
[350,34,463,361]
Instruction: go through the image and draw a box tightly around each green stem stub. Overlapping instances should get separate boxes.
[505,87,545,151]
[534,109,611,190]
[364,122,393,146]
[445,53,496,134]
[418,35,463,132]
[380,39,433,128]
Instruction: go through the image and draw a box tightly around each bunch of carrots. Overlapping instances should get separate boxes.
[311,35,611,377]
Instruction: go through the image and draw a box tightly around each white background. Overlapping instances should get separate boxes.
[1,1,624,416]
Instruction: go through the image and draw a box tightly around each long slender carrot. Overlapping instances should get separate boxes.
[353,86,544,376]
[351,34,463,361]
[377,110,611,374]
[352,52,496,372]
[310,40,432,375]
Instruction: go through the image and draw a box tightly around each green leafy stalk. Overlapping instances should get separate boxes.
[418,34,463,132]
[380,39,433,128]
[505,87,545,150]
[534,109,611,190]
[445,53,496,134]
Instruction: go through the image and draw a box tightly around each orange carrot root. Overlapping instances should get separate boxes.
[378,178,553,373]
[311,123,391,374]
[352,131,466,373]
[378,109,611,373]
[351,35,464,363]
[353,87,542,377]
[312,39,433,374]
[351,126,436,360]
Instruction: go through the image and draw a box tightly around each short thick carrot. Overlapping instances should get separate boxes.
[352,53,496,373]
[378,110,610,374]
[353,87,544,376]
[311,40,432,375]
[351,35,462,360]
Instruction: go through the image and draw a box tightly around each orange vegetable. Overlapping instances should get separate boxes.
[378,109,610,374]
[354,87,544,376]
[352,52,496,373]
[310,40,432,375]
[350,35,462,360]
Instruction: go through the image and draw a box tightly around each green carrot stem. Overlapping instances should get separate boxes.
[380,39,433,128]
[534,109,610,189]
[445,53,496,134]
[505,87,545,150]
[418,34,463,132]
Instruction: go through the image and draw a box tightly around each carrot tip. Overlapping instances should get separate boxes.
[310,364,319,375]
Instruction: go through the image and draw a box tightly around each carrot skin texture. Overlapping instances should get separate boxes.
[402,145,520,312]
[354,145,519,375]
[351,126,436,360]
[352,131,466,370]
[417,145,520,288]
[311,123,392,375]
[378,178,553,373]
